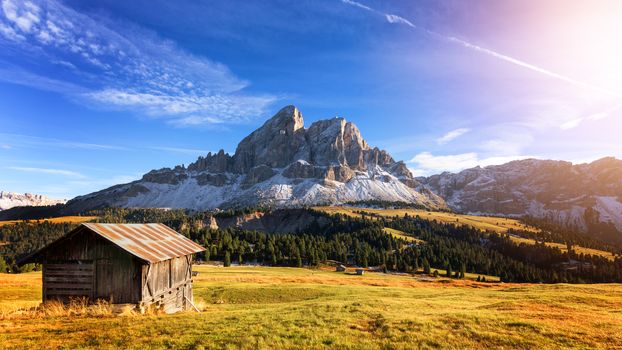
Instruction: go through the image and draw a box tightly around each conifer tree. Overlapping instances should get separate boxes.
[423,258,431,274]
[223,251,231,267]
[296,250,302,268]
[0,255,8,273]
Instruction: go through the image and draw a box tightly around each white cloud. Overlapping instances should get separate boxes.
[2,0,40,33]
[0,0,276,125]
[8,166,85,178]
[84,89,274,125]
[436,128,469,144]
[341,0,374,12]
[561,103,622,130]
[560,118,582,130]
[385,14,415,28]
[408,151,534,176]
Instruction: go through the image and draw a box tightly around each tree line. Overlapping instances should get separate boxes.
[1,207,621,283]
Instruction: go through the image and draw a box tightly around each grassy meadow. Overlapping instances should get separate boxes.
[314,206,538,233]
[2,266,622,349]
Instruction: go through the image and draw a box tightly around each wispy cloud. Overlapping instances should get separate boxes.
[561,103,622,130]
[68,174,139,190]
[150,146,211,156]
[0,133,128,151]
[7,166,85,178]
[340,0,621,99]
[1,132,217,156]
[408,152,533,176]
[436,128,469,145]
[0,0,276,125]
[340,0,373,12]
[385,14,414,28]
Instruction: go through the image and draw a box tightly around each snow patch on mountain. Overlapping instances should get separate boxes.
[594,196,622,230]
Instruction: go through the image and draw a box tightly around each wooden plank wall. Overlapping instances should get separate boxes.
[43,263,94,301]
[142,255,194,313]
[41,229,142,303]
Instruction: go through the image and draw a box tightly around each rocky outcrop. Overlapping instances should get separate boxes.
[63,105,446,213]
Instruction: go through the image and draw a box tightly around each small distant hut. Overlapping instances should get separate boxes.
[21,223,205,313]
[336,264,346,272]
[355,268,365,275]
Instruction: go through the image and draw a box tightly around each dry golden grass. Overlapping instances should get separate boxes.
[509,236,617,261]
[0,216,98,227]
[0,216,98,226]
[1,267,622,349]
[382,227,424,243]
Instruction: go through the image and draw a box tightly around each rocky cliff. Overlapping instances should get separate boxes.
[64,106,445,212]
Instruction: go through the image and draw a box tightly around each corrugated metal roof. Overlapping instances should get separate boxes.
[82,223,205,263]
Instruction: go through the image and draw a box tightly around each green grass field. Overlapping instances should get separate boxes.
[2,266,622,349]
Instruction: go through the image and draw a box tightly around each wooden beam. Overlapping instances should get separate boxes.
[144,263,153,299]
[184,295,200,312]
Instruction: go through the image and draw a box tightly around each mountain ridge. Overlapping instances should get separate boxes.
[63,105,445,213]
[0,191,66,211]
[418,157,622,240]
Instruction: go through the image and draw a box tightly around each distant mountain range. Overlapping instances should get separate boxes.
[418,158,622,240]
[63,105,445,213]
[4,105,621,241]
[0,191,66,211]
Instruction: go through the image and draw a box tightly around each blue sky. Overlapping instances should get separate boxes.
[1,0,621,199]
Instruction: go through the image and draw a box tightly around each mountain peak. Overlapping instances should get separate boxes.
[265,105,304,133]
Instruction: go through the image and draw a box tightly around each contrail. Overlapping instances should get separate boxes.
[340,0,621,98]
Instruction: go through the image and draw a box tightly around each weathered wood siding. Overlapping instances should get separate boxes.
[43,263,94,301]
[39,227,142,303]
[141,255,194,313]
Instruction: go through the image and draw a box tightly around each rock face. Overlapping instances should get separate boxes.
[418,158,622,234]
[65,106,445,212]
[0,191,66,211]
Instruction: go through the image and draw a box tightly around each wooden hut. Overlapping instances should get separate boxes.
[355,268,365,275]
[22,223,205,313]
[336,264,346,272]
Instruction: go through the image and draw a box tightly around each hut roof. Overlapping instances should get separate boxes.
[82,223,205,263]
[23,223,205,264]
